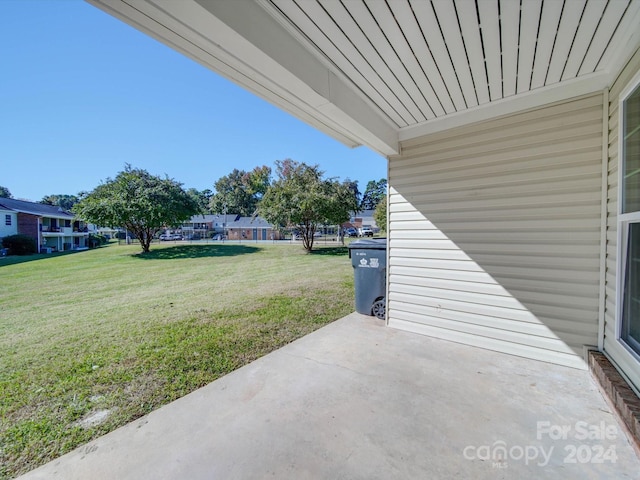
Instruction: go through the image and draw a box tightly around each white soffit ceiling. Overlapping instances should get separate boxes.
[265,0,640,139]
[88,0,640,155]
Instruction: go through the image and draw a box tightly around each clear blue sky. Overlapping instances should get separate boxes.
[0,0,387,202]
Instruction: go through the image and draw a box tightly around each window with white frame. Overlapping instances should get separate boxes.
[5,214,10,226]
[620,79,640,356]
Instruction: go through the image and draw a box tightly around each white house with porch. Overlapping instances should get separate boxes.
[86,0,640,447]
[0,197,90,252]
[0,206,18,240]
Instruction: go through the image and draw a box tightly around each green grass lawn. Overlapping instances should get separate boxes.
[0,241,355,479]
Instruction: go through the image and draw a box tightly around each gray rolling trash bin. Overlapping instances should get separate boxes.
[348,238,387,319]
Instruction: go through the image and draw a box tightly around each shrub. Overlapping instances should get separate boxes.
[88,233,108,248]
[2,234,37,255]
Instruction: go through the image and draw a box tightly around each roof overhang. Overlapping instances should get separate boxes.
[87,0,640,157]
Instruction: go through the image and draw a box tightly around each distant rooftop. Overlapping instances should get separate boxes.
[0,197,75,218]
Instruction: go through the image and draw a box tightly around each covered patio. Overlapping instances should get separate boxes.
[20,313,640,479]
[81,1,640,387]
[24,0,638,476]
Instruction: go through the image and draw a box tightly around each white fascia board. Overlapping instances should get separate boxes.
[399,72,610,142]
[86,0,399,156]
[318,72,398,156]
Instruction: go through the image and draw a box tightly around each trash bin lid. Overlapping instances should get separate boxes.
[348,238,387,250]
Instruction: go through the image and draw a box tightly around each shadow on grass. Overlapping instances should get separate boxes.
[0,250,78,267]
[133,244,261,260]
[309,246,349,256]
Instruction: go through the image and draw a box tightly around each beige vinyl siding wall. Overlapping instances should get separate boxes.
[388,93,604,369]
[604,48,640,392]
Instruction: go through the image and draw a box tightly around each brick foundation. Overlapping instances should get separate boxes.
[589,351,640,453]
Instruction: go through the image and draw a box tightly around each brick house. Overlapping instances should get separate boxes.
[225,216,284,241]
[0,198,90,252]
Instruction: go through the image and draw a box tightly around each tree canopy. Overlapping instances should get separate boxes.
[73,165,199,253]
[260,159,358,251]
[40,194,79,211]
[209,166,271,216]
[343,179,361,209]
[361,178,387,211]
[0,186,12,198]
[186,188,212,214]
[374,194,387,233]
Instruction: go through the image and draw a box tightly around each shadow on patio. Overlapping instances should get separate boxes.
[19,313,639,479]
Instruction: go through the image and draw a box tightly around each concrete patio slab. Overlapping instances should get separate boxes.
[19,313,640,479]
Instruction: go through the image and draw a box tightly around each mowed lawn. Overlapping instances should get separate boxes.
[0,241,355,479]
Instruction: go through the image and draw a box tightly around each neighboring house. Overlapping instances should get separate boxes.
[0,198,89,252]
[350,210,377,231]
[91,1,640,407]
[180,214,238,239]
[94,226,119,239]
[220,215,283,241]
[180,214,284,240]
[337,211,379,237]
[0,206,18,240]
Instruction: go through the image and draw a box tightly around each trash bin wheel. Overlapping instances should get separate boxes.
[372,298,386,319]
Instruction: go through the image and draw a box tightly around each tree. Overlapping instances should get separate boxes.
[73,165,200,253]
[209,166,271,216]
[186,188,212,214]
[343,179,361,211]
[374,194,387,233]
[260,159,358,252]
[361,178,387,211]
[0,186,12,198]
[40,194,79,211]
